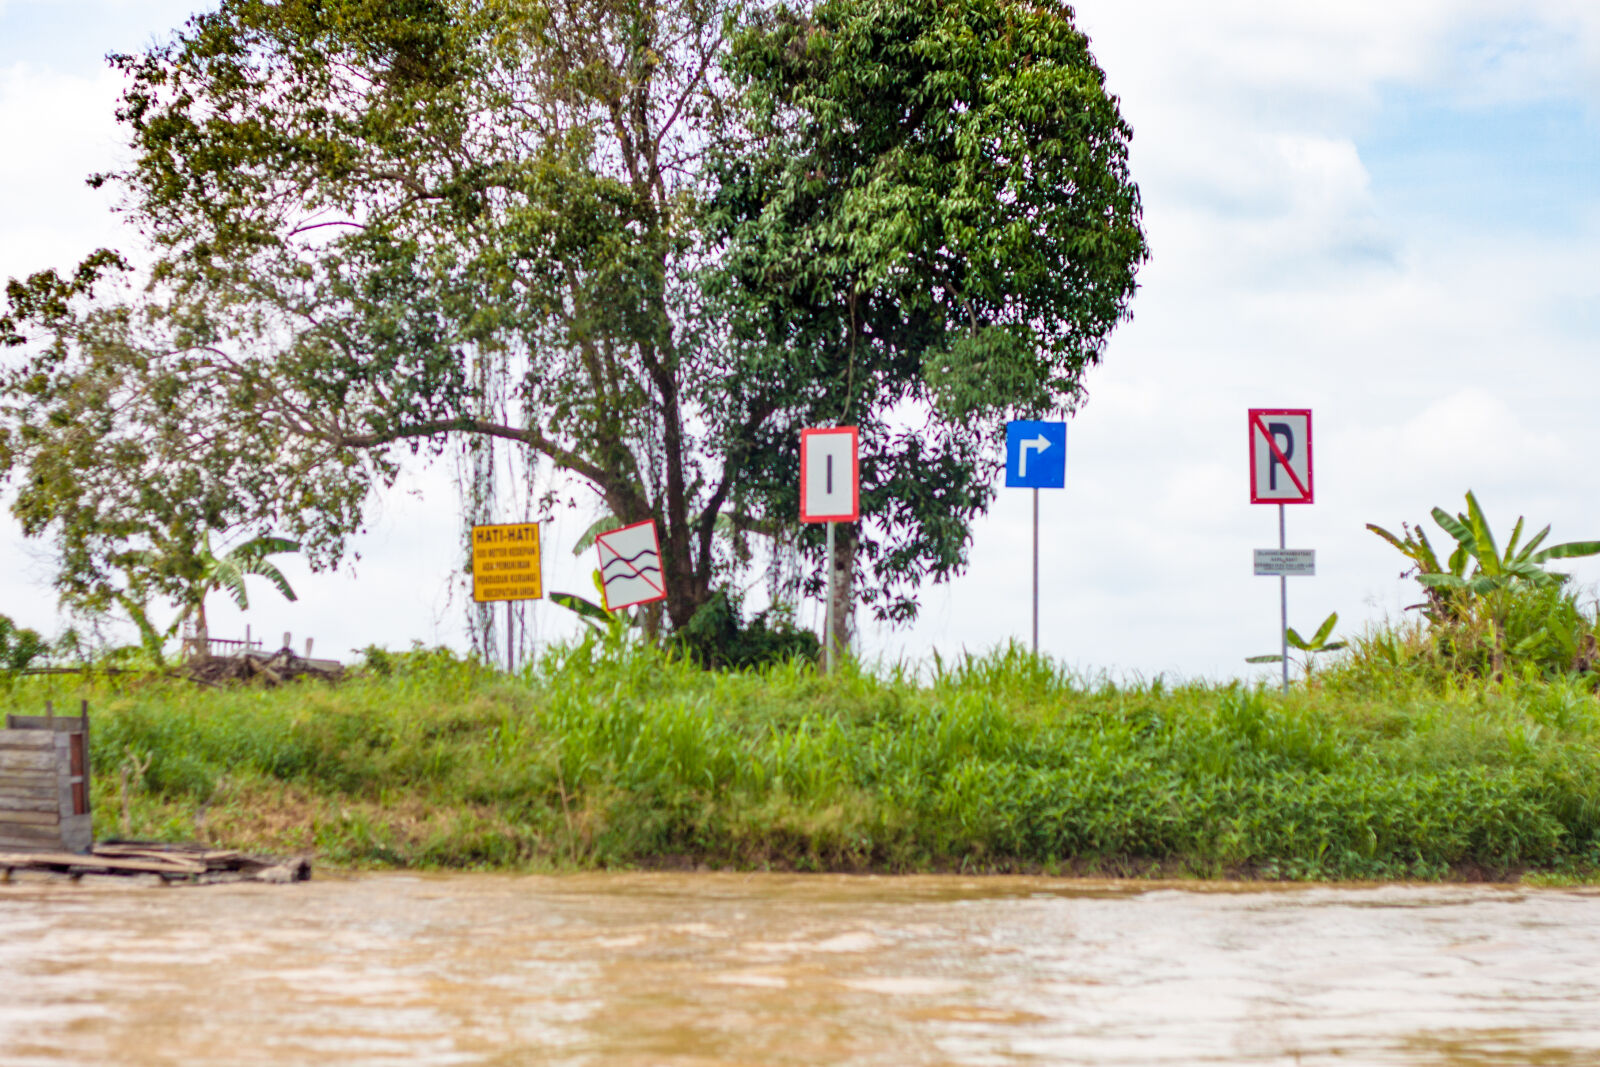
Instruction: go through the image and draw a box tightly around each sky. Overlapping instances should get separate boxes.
[1,0,1597,680]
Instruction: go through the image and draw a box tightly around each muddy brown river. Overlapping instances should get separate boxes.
[2,873,1598,1065]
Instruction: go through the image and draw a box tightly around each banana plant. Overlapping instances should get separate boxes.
[1369,491,1600,619]
[550,570,637,643]
[162,532,300,657]
[1370,492,1600,678]
[1247,612,1346,677]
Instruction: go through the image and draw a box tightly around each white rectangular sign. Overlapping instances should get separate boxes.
[1249,408,1314,504]
[800,426,859,523]
[1254,549,1316,576]
[595,520,667,611]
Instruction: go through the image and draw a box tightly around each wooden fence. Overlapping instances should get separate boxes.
[0,702,91,853]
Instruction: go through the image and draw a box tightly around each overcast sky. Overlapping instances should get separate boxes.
[2,0,1597,680]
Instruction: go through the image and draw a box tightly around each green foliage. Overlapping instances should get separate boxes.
[673,589,821,670]
[0,614,49,672]
[1247,613,1347,677]
[1287,612,1347,655]
[1370,491,1600,683]
[708,0,1147,621]
[7,640,1597,879]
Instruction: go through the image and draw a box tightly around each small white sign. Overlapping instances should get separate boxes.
[595,521,667,610]
[800,426,859,523]
[1254,549,1316,576]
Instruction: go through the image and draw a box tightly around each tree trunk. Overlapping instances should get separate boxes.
[829,524,857,663]
[194,597,210,660]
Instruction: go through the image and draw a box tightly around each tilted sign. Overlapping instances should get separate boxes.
[800,426,860,523]
[1249,408,1313,504]
[472,523,543,602]
[595,520,667,611]
[1005,420,1067,489]
[1254,549,1316,576]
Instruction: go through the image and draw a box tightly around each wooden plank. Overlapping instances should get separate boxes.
[0,776,57,793]
[0,750,55,773]
[0,810,59,827]
[0,793,56,808]
[0,850,205,875]
[0,732,56,749]
[4,716,88,733]
[0,794,57,813]
[0,829,61,851]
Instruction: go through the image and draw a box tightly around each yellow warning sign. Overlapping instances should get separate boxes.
[471,523,543,603]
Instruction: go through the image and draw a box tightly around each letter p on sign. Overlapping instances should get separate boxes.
[1249,409,1313,504]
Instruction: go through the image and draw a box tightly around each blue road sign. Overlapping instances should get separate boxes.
[1005,421,1067,488]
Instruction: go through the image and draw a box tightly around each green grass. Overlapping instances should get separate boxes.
[8,639,1600,880]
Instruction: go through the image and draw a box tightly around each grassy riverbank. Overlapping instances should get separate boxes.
[11,640,1600,880]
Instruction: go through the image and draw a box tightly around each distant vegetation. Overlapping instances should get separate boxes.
[3,627,1592,881]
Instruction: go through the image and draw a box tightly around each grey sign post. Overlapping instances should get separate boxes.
[1248,409,1315,692]
[1005,421,1067,654]
[800,427,860,672]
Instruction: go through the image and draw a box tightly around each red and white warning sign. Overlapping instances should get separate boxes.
[595,520,668,611]
[1249,409,1313,504]
[800,426,860,523]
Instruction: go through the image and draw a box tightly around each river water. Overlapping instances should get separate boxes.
[2,873,1598,1065]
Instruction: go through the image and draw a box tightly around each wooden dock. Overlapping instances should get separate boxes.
[0,842,312,884]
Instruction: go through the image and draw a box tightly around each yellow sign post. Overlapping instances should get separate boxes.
[472,523,542,673]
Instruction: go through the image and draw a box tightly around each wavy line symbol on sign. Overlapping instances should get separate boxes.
[601,550,662,580]
[593,520,668,611]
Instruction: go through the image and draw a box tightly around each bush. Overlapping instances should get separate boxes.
[0,613,49,672]
[674,590,821,670]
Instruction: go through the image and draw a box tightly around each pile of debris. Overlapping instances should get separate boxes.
[186,647,343,687]
[0,842,312,885]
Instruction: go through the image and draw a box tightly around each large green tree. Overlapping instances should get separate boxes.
[1,0,1144,636]
[708,0,1146,635]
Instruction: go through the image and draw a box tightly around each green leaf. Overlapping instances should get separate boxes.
[1431,506,1476,557]
[1310,611,1339,647]
[1532,540,1600,564]
[1464,491,1502,574]
[1286,628,1309,651]
[550,592,611,624]
[571,515,622,558]
[1521,524,1553,558]
[1502,515,1525,563]
[1244,654,1284,664]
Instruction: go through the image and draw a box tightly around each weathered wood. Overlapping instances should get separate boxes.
[59,814,91,853]
[0,733,56,751]
[0,795,55,810]
[0,749,56,773]
[0,809,60,826]
[0,842,311,880]
[94,844,243,862]
[0,794,58,813]
[0,850,206,875]
[0,775,57,792]
[4,715,88,732]
[0,828,61,850]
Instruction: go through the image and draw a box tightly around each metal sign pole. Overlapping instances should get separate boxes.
[1032,488,1040,654]
[1278,503,1288,693]
[824,520,837,673]
[507,601,514,675]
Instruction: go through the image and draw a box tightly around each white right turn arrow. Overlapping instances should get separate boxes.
[1019,435,1051,478]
